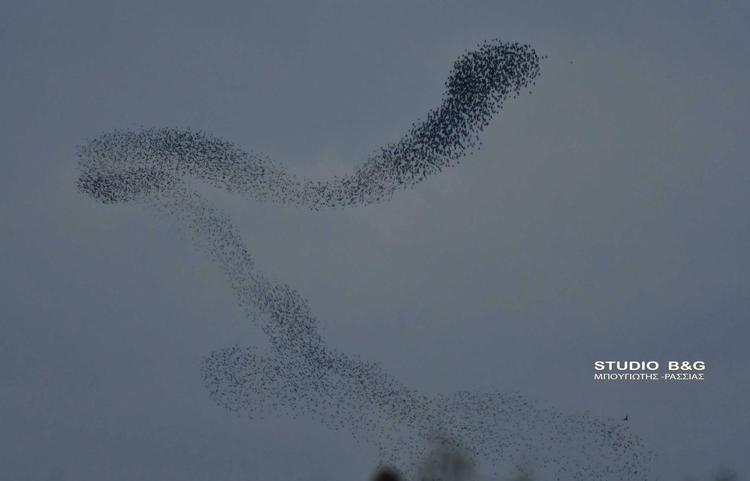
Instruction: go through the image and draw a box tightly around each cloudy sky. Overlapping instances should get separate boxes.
[1,1,748,480]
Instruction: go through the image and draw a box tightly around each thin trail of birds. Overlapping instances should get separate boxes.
[76,40,655,480]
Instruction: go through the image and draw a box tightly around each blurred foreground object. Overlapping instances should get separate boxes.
[372,466,403,481]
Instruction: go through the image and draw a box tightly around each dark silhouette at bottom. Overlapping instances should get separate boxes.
[373,466,403,481]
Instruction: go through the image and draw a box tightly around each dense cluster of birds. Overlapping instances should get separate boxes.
[76,40,655,480]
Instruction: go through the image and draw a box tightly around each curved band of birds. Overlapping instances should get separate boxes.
[76,40,655,480]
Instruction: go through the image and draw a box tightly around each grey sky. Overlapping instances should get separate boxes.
[1,1,749,480]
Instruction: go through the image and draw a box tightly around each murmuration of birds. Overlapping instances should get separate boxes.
[76,40,655,480]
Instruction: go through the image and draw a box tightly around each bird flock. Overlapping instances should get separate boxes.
[76,40,655,480]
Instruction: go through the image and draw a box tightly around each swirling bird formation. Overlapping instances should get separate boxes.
[76,40,655,480]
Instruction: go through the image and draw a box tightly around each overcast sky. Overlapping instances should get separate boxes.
[1,1,749,480]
